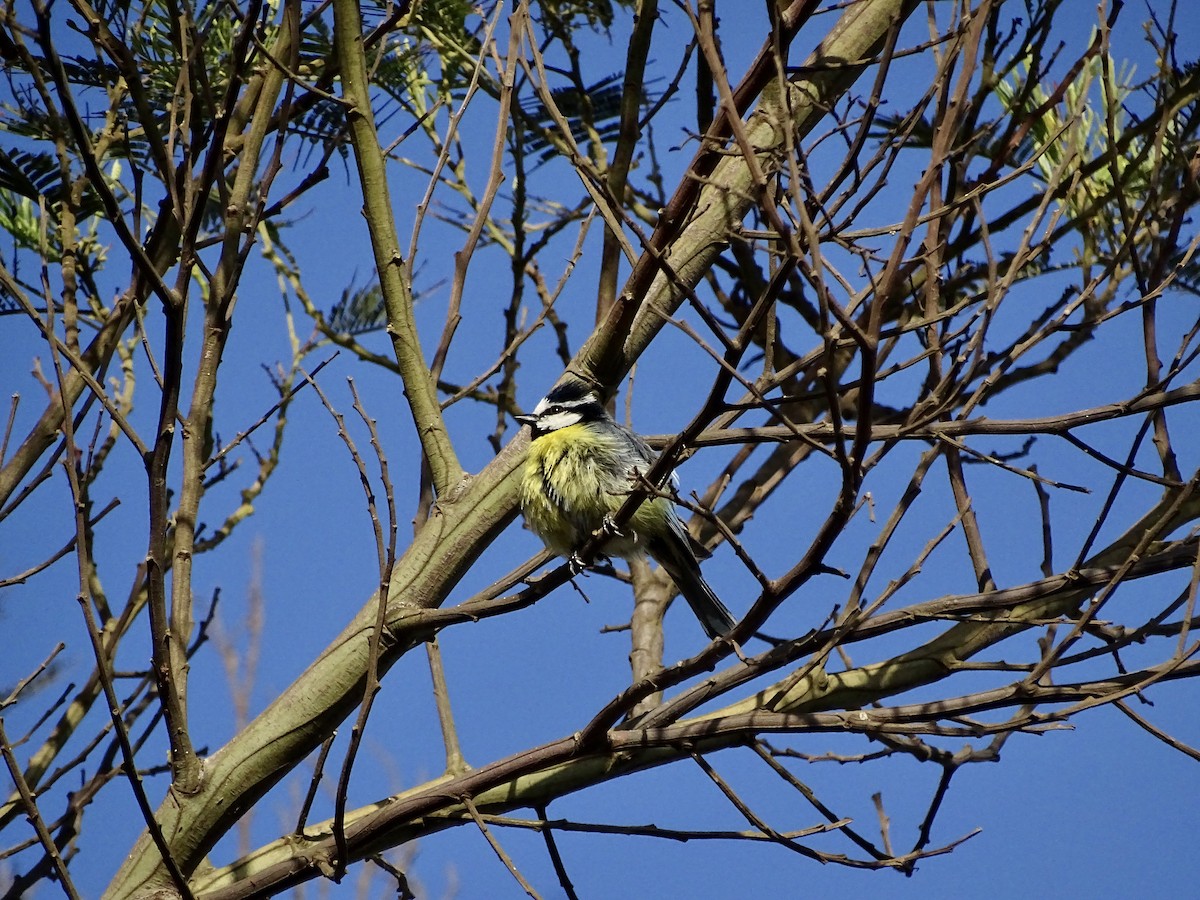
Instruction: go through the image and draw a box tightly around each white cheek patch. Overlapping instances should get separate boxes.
[538,410,583,431]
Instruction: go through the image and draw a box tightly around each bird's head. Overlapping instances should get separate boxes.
[516,381,606,437]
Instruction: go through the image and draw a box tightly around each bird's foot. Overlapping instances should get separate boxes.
[600,514,625,539]
[568,552,587,575]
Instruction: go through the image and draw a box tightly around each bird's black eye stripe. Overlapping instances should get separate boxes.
[536,395,600,421]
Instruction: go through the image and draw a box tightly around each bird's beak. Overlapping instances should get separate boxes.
[515,414,536,428]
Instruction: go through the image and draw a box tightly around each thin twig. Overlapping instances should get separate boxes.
[533,804,578,900]
[1,645,66,710]
[0,718,82,900]
[462,795,543,899]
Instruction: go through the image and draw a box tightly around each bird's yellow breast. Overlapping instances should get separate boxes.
[520,423,667,557]
[521,425,602,553]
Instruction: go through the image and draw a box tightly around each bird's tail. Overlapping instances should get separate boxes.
[649,533,736,639]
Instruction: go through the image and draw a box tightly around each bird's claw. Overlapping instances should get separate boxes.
[600,514,624,538]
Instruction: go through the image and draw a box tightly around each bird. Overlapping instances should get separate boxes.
[515,379,736,639]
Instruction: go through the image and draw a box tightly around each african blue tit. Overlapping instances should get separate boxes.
[516,380,736,639]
